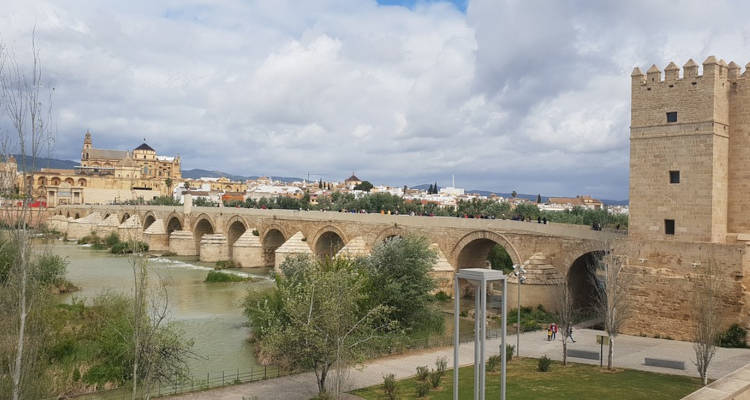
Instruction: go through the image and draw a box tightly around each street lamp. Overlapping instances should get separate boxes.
[513,264,527,356]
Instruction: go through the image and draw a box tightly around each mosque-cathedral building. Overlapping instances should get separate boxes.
[22,132,181,206]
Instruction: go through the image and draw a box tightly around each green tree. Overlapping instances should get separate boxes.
[363,235,442,333]
[487,245,513,273]
[245,256,392,396]
[511,190,518,198]
[164,178,173,194]
[536,194,542,203]
[355,180,374,192]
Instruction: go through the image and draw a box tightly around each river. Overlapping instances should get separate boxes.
[52,240,273,377]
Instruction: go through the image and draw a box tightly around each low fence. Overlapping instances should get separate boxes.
[72,329,507,399]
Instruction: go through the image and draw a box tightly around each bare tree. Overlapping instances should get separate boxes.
[553,278,575,366]
[0,31,55,400]
[594,244,633,370]
[692,259,725,386]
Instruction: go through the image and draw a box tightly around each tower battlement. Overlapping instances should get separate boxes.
[631,56,750,86]
[630,55,750,244]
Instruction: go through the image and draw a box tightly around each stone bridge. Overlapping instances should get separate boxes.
[48,200,616,308]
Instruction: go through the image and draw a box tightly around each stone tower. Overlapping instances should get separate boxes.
[82,131,92,161]
[628,56,750,243]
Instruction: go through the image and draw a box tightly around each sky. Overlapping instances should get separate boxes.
[2,1,750,200]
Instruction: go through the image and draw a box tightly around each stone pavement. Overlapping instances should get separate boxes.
[169,328,750,400]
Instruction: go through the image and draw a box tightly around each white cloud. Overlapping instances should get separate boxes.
[3,0,750,199]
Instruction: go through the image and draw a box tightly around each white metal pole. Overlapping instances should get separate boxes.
[474,284,480,400]
[517,276,520,356]
[502,277,507,400]
[480,279,487,400]
[454,275,460,400]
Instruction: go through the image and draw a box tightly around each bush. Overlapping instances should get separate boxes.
[383,373,399,400]
[487,354,501,371]
[416,365,429,381]
[415,381,430,397]
[434,291,451,302]
[719,324,747,348]
[104,232,120,247]
[428,370,441,388]
[110,241,149,254]
[77,233,101,246]
[435,356,447,375]
[506,344,515,362]
[537,355,552,372]
[205,271,249,283]
[72,367,81,382]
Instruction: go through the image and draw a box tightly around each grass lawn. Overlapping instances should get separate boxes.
[353,357,702,400]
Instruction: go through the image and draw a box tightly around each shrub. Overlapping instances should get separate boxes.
[459,310,468,318]
[537,355,552,372]
[487,355,501,371]
[416,365,429,381]
[383,373,399,400]
[104,232,120,247]
[521,319,541,332]
[428,370,441,388]
[434,291,451,302]
[719,324,747,348]
[205,271,249,283]
[252,229,259,236]
[435,356,447,375]
[72,367,81,382]
[161,251,177,257]
[506,344,515,362]
[415,381,430,397]
[110,241,149,254]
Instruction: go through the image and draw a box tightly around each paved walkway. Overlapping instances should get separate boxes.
[169,329,750,400]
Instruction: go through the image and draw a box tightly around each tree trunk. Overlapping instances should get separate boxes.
[607,337,614,370]
[317,363,329,394]
[11,263,28,400]
[562,338,567,366]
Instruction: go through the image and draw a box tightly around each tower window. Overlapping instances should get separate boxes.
[669,170,680,184]
[666,111,677,123]
[665,219,675,235]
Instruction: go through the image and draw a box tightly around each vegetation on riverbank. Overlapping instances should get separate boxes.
[354,357,701,400]
[76,232,149,254]
[204,270,251,283]
[243,235,444,397]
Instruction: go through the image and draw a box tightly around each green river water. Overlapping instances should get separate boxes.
[52,241,273,377]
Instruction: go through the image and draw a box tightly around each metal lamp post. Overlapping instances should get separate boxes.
[512,264,527,356]
[454,268,507,400]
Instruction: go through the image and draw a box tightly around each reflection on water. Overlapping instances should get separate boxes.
[51,241,272,376]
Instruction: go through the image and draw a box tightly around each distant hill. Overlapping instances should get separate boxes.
[11,154,79,171]
[411,184,628,206]
[181,169,302,183]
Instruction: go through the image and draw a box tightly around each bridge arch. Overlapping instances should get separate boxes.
[312,225,347,259]
[165,213,184,234]
[143,212,157,230]
[261,225,287,266]
[567,250,604,315]
[192,214,215,253]
[452,230,521,270]
[374,226,406,245]
[226,216,248,259]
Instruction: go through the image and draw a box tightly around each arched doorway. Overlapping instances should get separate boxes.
[314,231,344,259]
[567,251,603,316]
[193,218,214,253]
[227,220,247,259]
[262,229,286,266]
[143,215,156,230]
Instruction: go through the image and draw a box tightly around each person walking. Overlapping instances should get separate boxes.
[551,323,558,340]
[547,327,552,342]
[567,326,576,343]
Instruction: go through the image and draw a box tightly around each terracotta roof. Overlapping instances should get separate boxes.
[345,174,361,182]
